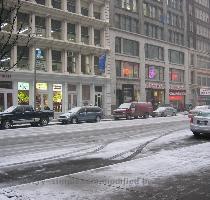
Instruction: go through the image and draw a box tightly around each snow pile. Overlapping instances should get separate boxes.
[0,188,30,200]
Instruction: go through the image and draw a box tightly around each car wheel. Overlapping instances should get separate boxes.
[143,113,149,119]
[71,117,78,124]
[3,120,12,129]
[172,112,176,116]
[193,132,200,137]
[95,116,101,122]
[40,118,49,126]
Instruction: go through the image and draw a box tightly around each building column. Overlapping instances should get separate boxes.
[90,54,95,75]
[163,0,168,41]
[46,16,51,38]
[62,20,67,41]
[46,48,52,73]
[184,50,190,105]
[62,50,68,73]
[46,0,52,7]
[76,53,81,74]
[11,46,17,69]
[89,26,94,45]
[89,0,94,18]
[77,83,82,106]
[30,13,36,35]
[29,80,34,106]
[61,0,67,11]
[164,46,170,104]
[13,81,18,106]
[139,42,146,101]
[76,0,81,14]
[48,83,53,110]
[76,23,81,43]
[104,81,111,116]
[29,47,35,71]
[90,83,95,105]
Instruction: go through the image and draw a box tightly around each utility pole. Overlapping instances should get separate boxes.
[34,48,37,110]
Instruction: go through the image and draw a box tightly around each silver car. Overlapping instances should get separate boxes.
[152,107,177,117]
[190,110,210,137]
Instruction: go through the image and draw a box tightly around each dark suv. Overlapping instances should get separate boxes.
[58,106,103,124]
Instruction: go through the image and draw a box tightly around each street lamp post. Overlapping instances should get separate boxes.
[34,51,37,110]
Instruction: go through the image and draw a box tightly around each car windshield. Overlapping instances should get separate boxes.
[118,103,131,109]
[156,107,166,112]
[68,107,81,113]
[3,106,17,113]
[197,112,210,117]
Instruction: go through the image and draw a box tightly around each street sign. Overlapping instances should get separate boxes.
[200,88,210,96]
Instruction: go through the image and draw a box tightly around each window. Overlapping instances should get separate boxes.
[0,44,11,69]
[51,19,61,40]
[168,49,184,65]
[143,3,163,20]
[1,9,12,32]
[82,85,90,103]
[169,68,184,83]
[67,51,76,73]
[144,22,163,40]
[116,61,139,78]
[145,65,164,81]
[67,23,76,42]
[35,48,47,71]
[116,0,137,12]
[52,50,62,72]
[35,16,46,37]
[123,39,139,56]
[17,46,29,70]
[115,37,121,53]
[81,26,89,44]
[145,44,164,61]
[94,29,101,46]
[36,0,45,5]
[94,56,102,76]
[81,5,88,16]
[52,0,61,9]
[168,30,184,45]
[67,0,76,13]
[94,12,101,19]
[17,12,30,34]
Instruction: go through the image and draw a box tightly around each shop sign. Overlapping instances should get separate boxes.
[0,73,12,80]
[146,82,165,89]
[200,88,210,96]
[36,83,48,90]
[169,90,186,96]
[170,85,185,90]
[53,84,62,91]
[18,82,29,91]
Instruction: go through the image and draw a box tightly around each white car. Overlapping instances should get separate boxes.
[190,110,210,137]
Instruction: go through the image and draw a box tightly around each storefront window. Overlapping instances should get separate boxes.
[36,83,48,110]
[53,84,62,112]
[18,82,29,105]
[145,65,164,81]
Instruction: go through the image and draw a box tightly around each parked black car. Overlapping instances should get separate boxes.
[0,105,54,129]
[58,106,103,124]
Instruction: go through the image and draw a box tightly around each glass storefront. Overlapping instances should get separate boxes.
[146,89,165,109]
[18,82,29,105]
[53,84,62,112]
[36,83,48,110]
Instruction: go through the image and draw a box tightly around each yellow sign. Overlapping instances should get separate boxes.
[36,83,48,90]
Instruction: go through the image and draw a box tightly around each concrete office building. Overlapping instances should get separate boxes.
[0,0,112,115]
[109,0,206,111]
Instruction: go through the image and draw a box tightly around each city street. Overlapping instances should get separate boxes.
[0,115,210,199]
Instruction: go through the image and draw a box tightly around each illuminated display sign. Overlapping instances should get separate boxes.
[18,82,29,90]
[53,84,62,91]
[36,83,48,90]
[149,66,156,79]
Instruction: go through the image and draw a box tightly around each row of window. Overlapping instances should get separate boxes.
[196,24,210,39]
[143,3,163,21]
[114,14,139,33]
[195,7,209,23]
[2,12,103,46]
[115,0,137,12]
[167,0,183,11]
[168,30,184,46]
[195,0,209,8]
[144,22,163,40]
[197,56,210,69]
[115,38,185,65]
[196,39,210,52]
[35,0,101,19]
[0,47,104,76]
[116,61,185,83]
[167,12,184,29]
[197,76,210,86]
